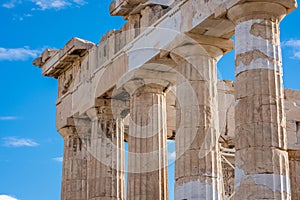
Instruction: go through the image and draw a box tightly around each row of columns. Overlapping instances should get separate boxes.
[59,84,169,200]
[58,1,299,200]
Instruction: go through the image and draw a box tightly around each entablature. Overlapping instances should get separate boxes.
[33,37,95,78]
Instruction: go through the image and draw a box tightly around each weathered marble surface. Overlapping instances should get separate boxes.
[34,0,299,199]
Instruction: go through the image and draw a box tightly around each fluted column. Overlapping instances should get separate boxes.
[60,125,90,200]
[126,83,168,200]
[86,101,125,200]
[228,2,292,199]
[171,44,224,200]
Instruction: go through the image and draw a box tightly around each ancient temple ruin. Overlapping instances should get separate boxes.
[33,0,300,199]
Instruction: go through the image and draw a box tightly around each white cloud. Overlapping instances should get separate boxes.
[0,195,18,200]
[2,0,87,10]
[167,140,176,162]
[2,2,15,8]
[72,0,86,5]
[0,116,19,121]
[0,46,42,61]
[1,0,22,9]
[2,137,39,147]
[168,151,176,160]
[13,13,33,21]
[53,157,63,162]
[283,39,300,48]
[31,0,86,10]
[31,0,70,10]
[294,51,300,60]
[282,39,300,60]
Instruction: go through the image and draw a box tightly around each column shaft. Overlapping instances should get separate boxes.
[228,2,291,199]
[60,127,89,200]
[87,104,125,200]
[127,85,168,200]
[172,45,223,200]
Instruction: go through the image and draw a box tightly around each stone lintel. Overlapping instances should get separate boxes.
[106,1,241,86]
[35,37,95,78]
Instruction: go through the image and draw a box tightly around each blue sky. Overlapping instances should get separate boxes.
[0,1,299,200]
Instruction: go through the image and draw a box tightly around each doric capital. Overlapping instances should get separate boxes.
[117,68,176,96]
[87,98,129,121]
[165,33,232,64]
[227,2,288,24]
[170,43,224,64]
[124,80,168,96]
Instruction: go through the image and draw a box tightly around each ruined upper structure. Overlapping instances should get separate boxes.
[34,0,300,199]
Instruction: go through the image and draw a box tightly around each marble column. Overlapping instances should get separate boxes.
[126,83,168,200]
[60,125,90,200]
[228,2,292,199]
[171,44,224,200]
[86,101,125,200]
